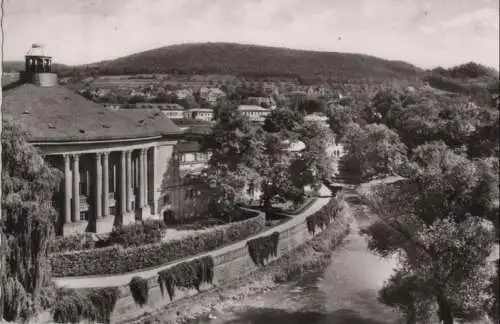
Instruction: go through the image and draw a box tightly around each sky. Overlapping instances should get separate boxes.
[2,0,499,69]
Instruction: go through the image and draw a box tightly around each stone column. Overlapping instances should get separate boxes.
[102,152,110,217]
[94,153,103,220]
[126,150,133,212]
[143,148,149,208]
[138,149,145,208]
[149,146,157,213]
[64,154,72,224]
[120,151,127,217]
[72,154,80,222]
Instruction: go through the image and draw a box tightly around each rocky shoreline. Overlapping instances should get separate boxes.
[126,205,353,324]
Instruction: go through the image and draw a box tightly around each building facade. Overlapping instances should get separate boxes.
[237,105,272,123]
[3,45,183,236]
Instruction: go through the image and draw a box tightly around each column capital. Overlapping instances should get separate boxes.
[72,153,80,161]
[93,152,103,160]
[102,151,110,157]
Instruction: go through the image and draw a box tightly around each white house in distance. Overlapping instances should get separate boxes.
[237,105,272,123]
[184,108,214,122]
[199,87,226,105]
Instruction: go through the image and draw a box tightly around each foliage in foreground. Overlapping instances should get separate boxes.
[129,276,149,307]
[51,287,119,324]
[158,256,214,301]
[247,232,280,266]
[361,142,498,324]
[1,118,62,321]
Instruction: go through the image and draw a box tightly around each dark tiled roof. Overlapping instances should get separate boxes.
[176,141,201,153]
[3,84,182,142]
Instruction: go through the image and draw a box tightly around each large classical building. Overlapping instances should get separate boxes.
[3,45,184,236]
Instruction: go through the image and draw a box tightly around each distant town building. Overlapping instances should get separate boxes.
[237,105,271,123]
[184,108,214,122]
[175,88,193,100]
[199,87,226,105]
[136,103,185,120]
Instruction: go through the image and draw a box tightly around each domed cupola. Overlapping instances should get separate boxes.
[24,44,58,87]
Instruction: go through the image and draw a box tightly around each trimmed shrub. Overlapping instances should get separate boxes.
[51,287,119,324]
[52,232,97,253]
[306,198,342,235]
[158,256,215,301]
[107,219,167,248]
[52,219,167,253]
[247,231,280,266]
[51,211,265,276]
[129,276,149,307]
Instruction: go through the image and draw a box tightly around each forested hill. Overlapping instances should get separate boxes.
[70,42,424,81]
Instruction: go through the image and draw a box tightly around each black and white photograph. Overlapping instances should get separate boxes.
[0,1,499,323]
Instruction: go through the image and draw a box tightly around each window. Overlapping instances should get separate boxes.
[80,211,88,221]
[163,194,171,204]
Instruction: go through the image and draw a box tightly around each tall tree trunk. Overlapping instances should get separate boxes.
[437,293,454,324]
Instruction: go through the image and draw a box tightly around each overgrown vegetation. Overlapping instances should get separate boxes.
[157,256,214,301]
[306,198,343,235]
[1,118,62,321]
[247,232,280,266]
[129,276,149,307]
[51,287,119,324]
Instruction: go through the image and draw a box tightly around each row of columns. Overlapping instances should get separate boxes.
[62,147,152,224]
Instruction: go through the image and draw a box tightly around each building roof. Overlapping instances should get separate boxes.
[237,105,271,112]
[186,108,213,112]
[176,141,202,153]
[3,83,182,143]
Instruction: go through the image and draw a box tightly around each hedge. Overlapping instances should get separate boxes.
[158,256,214,301]
[51,210,265,277]
[51,287,119,324]
[247,231,280,266]
[52,219,167,253]
[306,197,342,235]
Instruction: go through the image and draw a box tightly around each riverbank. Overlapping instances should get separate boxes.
[122,197,352,324]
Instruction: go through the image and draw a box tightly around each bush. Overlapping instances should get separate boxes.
[107,219,167,248]
[52,232,97,254]
[51,287,119,324]
[158,256,215,301]
[51,211,265,276]
[306,198,342,235]
[247,231,280,266]
[52,219,167,253]
[129,276,149,307]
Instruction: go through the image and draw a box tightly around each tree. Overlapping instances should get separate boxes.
[262,108,303,140]
[202,104,265,215]
[341,123,408,182]
[1,118,62,321]
[361,142,498,324]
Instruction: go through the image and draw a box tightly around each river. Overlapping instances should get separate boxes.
[191,188,403,324]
